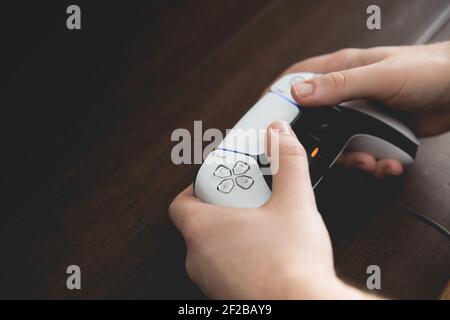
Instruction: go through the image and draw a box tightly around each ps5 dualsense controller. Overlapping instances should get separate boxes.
[194,73,419,208]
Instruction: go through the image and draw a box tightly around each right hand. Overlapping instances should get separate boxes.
[283,42,450,177]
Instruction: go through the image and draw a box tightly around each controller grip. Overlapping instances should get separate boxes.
[346,134,415,164]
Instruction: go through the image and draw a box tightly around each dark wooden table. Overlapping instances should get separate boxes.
[1,0,449,299]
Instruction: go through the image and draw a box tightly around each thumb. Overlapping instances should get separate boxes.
[291,60,403,107]
[265,121,315,208]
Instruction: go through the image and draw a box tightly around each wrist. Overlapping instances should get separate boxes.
[289,272,379,300]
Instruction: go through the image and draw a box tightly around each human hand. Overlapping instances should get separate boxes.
[169,121,372,299]
[283,42,450,178]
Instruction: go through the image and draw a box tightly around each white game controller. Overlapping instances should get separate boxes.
[194,73,419,208]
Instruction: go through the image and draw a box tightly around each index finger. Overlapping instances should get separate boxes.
[287,47,393,74]
[169,185,205,231]
[169,185,230,232]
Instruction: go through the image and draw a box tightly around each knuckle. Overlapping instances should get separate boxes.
[168,198,178,216]
[185,257,198,283]
[280,139,307,158]
[336,48,360,57]
[366,46,385,55]
[182,216,200,242]
[327,71,348,97]
[168,195,185,221]
[182,213,210,246]
[333,48,366,68]
[168,199,179,221]
[169,198,202,242]
[334,48,359,61]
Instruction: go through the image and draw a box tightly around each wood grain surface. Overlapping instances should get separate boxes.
[1,0,449,299]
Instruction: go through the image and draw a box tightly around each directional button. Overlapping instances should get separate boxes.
[233,161,250,175]
[217,179,234,194]
[236,175,254,190]
[214,165,232,178]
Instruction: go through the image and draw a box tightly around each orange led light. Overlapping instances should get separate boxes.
[311,147,319,158]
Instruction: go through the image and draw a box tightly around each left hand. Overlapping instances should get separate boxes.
[169,121,372,299]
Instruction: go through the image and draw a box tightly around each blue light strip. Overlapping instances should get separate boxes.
[215,147,251,157]
[214,91,302,157]
[269,90,302,108]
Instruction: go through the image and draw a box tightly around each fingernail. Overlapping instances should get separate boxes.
[270,121,291,134]
[294,82,314,97]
